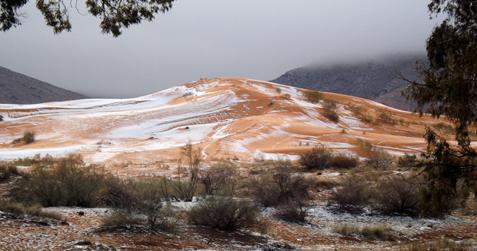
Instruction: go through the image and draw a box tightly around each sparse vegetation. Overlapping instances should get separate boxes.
[303,89,322,103]
[188,196,258,231]
[329,175,370,213]
[299,147,332,170]
[300,147,359,170]
[398,154,419,168]
[12,131,35,145]
[10,155,112,207]
[328,154,359,169]
[357,139,394,169]
[274,202,308,223]
[371,175,420,216]
[251,162,311,208]
[377,112,397,125]
[0,164,18,181]
[400,240,472,251]
[334,224,396,241]
[348,105,374,123]
[0,200,64,221]
[322,100,339,122]
[200,161,237,196]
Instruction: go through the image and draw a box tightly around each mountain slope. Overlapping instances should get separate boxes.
[0,66,85,104]
[272,55,426,110]
[0,77,454,171]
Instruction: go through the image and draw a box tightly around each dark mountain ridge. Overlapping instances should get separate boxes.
[272,54,427,110]
[0,66,85,104]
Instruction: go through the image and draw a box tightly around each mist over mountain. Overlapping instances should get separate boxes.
[0,66,85,104]
[272,54,427,110]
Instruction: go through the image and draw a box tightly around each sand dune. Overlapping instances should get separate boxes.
[0,77,450,164]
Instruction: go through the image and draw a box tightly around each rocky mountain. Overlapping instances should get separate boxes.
[0,66,85,104]
[272,55,427,110]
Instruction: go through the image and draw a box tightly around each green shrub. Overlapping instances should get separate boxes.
[188,196,258,231]
[303,89,322,103]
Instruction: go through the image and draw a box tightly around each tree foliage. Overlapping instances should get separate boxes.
[406,0,477,155]
[1,0,175,36]
[405,0,477,216]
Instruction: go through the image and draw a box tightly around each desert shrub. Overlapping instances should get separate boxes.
[400,240,472,251]
[303,89,322,103]
[334,224,395,241]
[329,175,370,213]
[299,147,332,170]
[0,200,63,221]
[274,202,308,223]
[128,179,177,231]
[398,154,419,168]
[101,211,142,228]
[371,175,420,216]
[100,177,178,232]
[322,100,339,122]
[10,154,57,167]
[12,131,35,144]
[348,105,374,123]
[173,144,202,201]
[188,196,258,231]
[251,163,311,207]
[200,161,237,196]
[417,179,458,218]
[377,112,397,125]
[10,155,109,207]
[328,154,359,169]
[357,139,394,169]
[0,164,18,181]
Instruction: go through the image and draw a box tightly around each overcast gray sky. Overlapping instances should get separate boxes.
[0,0,438,97]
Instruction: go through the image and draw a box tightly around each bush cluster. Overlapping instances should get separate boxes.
[0,164,18,181]
[329,173,462,218]
[250,162,311,223]
[11,155,111,207]
[299,147,359,170]
[188,196,258,231]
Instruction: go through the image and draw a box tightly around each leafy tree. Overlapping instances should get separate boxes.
[405,0,477,216]
[0,0,175,36]
[406,0,477,157]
